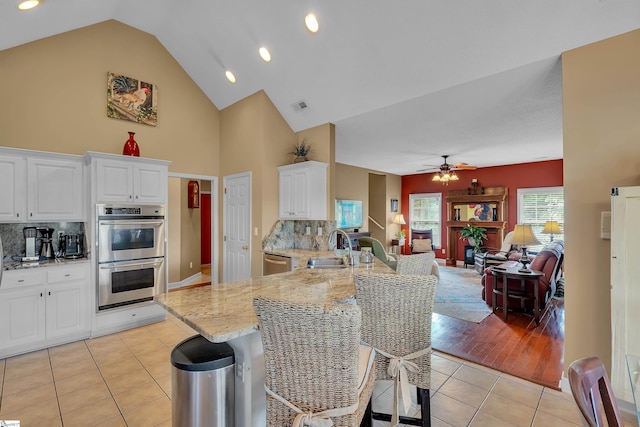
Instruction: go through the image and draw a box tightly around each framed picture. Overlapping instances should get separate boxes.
[390,199,398,212]
[107,71,158,126]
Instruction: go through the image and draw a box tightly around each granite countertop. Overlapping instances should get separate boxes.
[156,251,393,343]
[2,255,89,271]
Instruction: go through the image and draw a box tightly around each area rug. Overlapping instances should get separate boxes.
[434,265,493,323]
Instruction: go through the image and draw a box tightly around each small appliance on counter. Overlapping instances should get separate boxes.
[60,232,84,259]
[22,227,38,262]
[38,227,55,259]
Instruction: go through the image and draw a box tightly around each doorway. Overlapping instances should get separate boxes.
[167,173,218,288]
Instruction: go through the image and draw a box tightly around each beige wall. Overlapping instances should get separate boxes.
[167,178,182,283]
[562,28,640,374]
[335,163,402,246]
[386,173,403,243]
[0,20,220,176]
[166,178,202,283]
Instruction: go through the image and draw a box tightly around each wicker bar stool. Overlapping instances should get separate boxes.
[253,296,376,427]
[354,273,437,427]
[396,252,439,277]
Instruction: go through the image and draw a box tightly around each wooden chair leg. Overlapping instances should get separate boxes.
[360,399,372,427]
[419,388,431,427]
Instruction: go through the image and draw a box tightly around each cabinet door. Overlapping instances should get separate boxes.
[27,157,84,221]
[279,168,309,219]
[278,161,327,220]
[45,282,88,340]
[134,163,167,204]
[0,154,27,221]
[0,288,46,349]
[96,158,134,202]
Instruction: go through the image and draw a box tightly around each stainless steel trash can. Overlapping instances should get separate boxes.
[171,335,235,426]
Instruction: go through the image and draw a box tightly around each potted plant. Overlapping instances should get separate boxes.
[395,230,406,243]
[290,139,311,163]
[459,224,487,251]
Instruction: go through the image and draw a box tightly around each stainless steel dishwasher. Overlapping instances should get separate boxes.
[263,253,296,275]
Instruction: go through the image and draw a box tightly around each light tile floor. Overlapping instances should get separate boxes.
[1,311,638,426]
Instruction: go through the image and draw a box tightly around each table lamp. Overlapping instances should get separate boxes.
[541,220,561,242]
[511,224,541,273]
[393,214,406,241]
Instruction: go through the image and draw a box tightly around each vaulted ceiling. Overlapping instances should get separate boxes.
[2,1,639,175]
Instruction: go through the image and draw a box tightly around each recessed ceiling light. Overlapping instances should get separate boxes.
[225,70,236,83]
[18,0,40,10]
[259,47,271,62]
[305,13,319,33]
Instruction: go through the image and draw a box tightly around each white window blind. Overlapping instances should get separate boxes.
[409,193,441,247]
[517,186,564,249]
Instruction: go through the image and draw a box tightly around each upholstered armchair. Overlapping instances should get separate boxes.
[410,229,435,253]
[473,231,518,274]
[358,236,399,270]
[481,240,564,312]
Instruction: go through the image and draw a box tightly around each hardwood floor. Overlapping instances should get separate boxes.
[432,279,564,390]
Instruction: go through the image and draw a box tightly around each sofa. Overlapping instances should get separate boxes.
[481,240,564,312]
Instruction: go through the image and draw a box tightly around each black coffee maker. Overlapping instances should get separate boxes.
[38,227,55,259]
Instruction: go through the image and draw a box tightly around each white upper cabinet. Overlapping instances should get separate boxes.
[278,161,328,220]
[0,149,84,222]
[27,157,84,221]
[0,154,27,221]
[87,153,170,205]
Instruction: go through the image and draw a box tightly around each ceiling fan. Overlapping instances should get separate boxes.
[418,155,477,184]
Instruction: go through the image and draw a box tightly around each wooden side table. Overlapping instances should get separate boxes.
[489,265,544,325]
[391,238,405,255]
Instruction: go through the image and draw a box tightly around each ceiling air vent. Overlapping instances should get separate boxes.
[292,100,309,112]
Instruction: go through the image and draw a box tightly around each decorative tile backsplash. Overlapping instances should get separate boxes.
[262,220,337,251]
[0,222,86,258]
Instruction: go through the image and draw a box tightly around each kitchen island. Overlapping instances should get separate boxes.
[156,250,393,426]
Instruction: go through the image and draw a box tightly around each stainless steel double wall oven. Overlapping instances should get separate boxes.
[96,204,166,311]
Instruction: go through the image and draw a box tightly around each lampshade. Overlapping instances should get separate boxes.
[393,214,406,225]
[510,224,541,246]
[541,221,561,235]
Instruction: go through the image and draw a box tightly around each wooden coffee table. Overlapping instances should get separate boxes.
[489,263,544,325]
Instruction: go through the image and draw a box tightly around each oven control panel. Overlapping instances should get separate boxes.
[97,205,165,218]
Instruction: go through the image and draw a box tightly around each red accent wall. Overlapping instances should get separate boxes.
[401,159,563,258]
[200,193,211,265]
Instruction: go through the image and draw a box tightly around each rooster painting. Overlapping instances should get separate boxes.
[107,72,158,126]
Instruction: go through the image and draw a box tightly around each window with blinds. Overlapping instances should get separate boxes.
[517,186,564,249]
[409,193,442,247]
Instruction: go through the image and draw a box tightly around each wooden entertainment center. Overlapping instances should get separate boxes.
[445,186,508,266]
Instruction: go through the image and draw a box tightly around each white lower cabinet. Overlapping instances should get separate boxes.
[0,263,90,358]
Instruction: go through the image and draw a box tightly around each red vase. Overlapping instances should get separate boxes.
[123,131,140,157]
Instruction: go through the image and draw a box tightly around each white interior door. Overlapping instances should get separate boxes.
[611,185,640,403]
[224,173,251,282]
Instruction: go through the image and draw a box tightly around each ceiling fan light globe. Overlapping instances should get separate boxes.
[432,175,440,181]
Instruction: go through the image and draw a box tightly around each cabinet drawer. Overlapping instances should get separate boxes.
[1,270,45,289]
[47,265,87,284]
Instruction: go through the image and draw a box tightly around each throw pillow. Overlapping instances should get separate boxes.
[412,238,432,251]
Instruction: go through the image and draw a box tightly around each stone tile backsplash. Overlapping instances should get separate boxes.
[262,220,337,251]
[0,222,86,258]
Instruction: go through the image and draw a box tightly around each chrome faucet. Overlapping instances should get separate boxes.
[329,229,354,265]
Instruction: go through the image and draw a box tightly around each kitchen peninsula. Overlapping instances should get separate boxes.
[156,250,393,426]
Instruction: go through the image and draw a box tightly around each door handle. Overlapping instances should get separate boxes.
[242,246,248,250]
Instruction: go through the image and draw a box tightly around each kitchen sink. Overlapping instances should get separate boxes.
[306,257,347,269]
